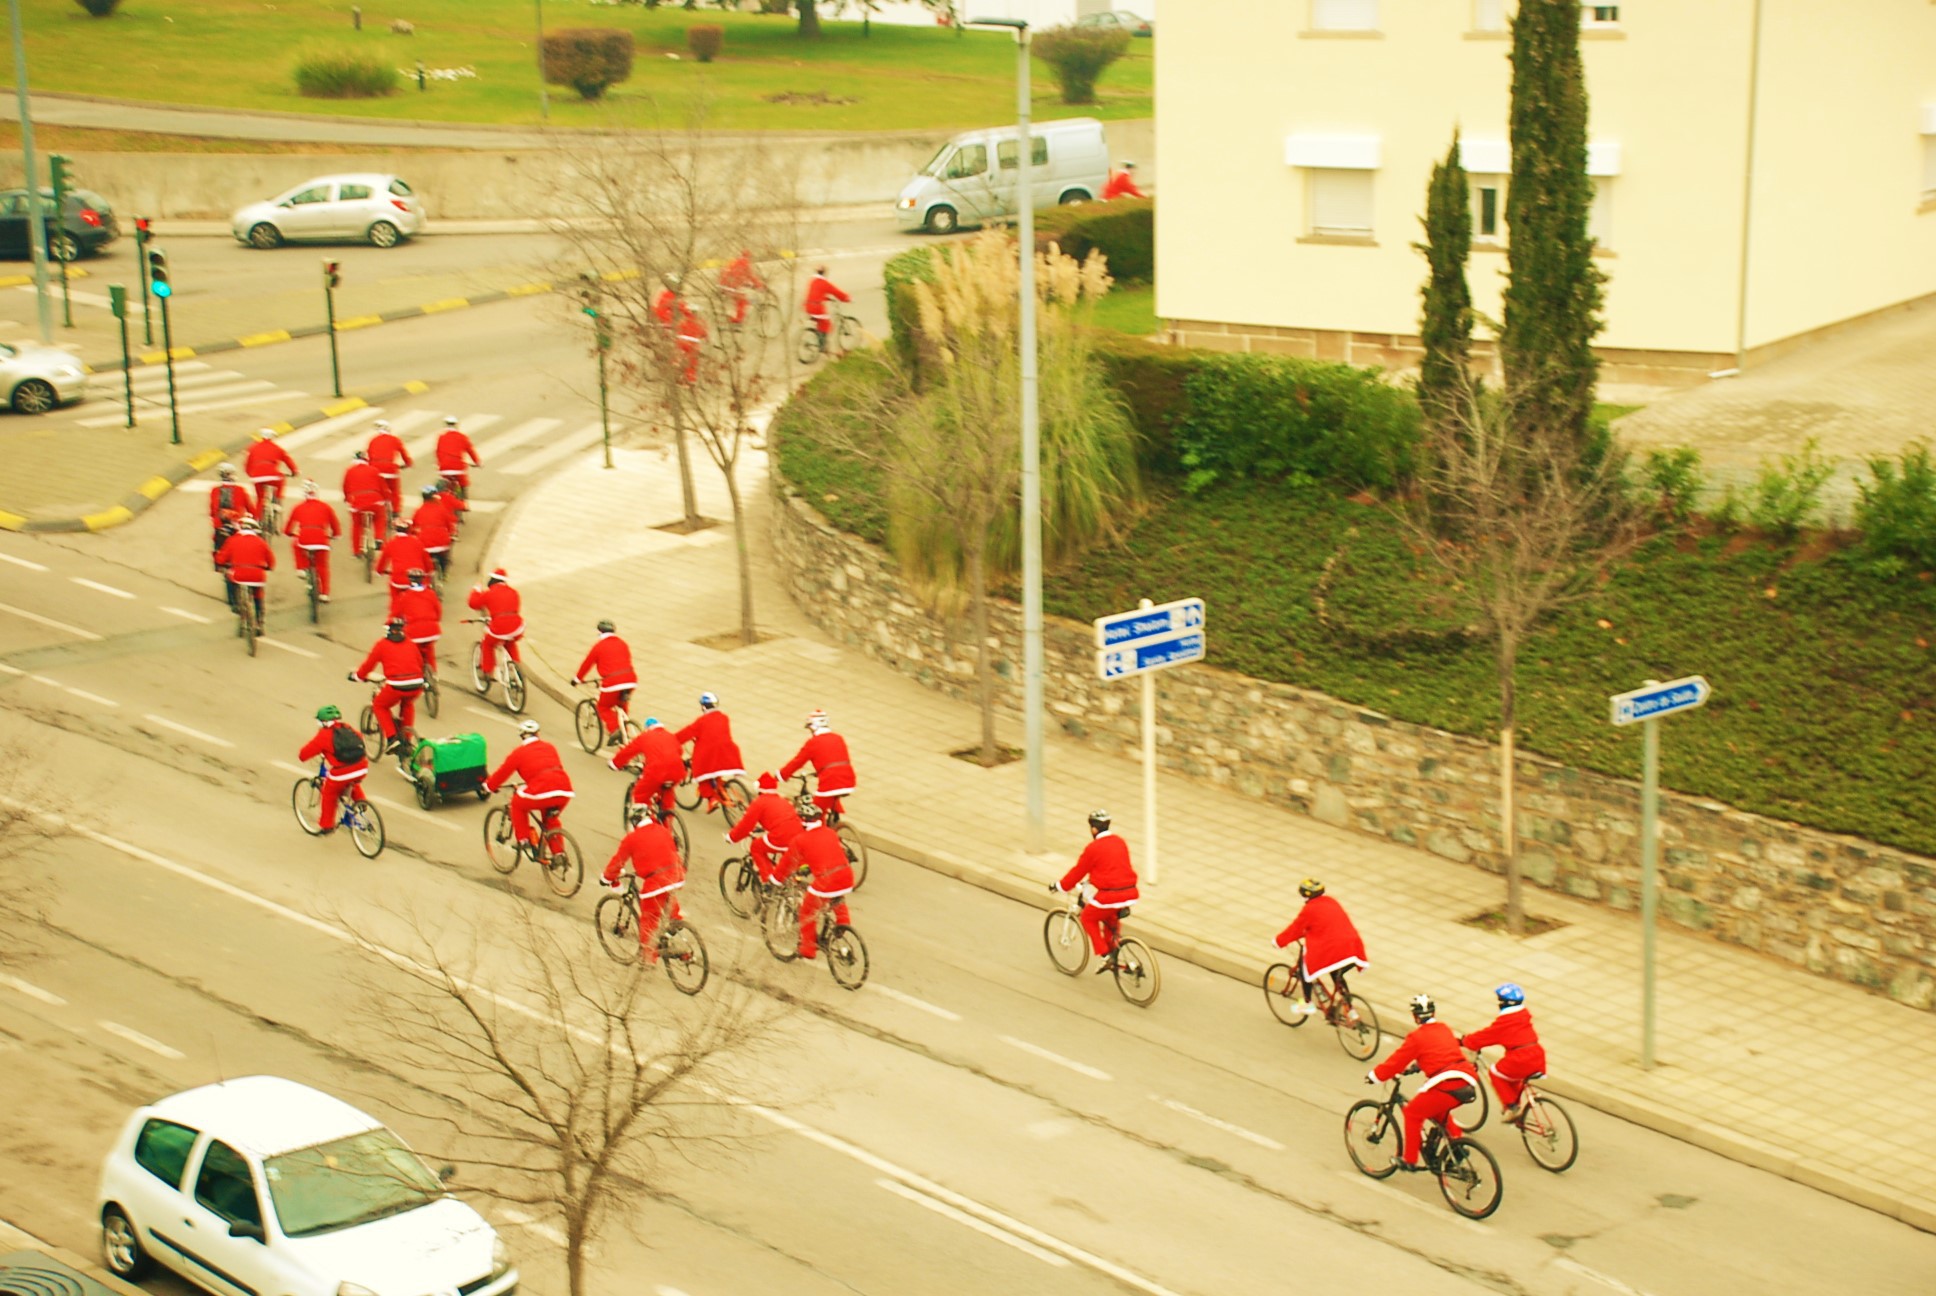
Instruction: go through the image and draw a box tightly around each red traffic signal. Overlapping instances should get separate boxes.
[134,216,151,235]
[322,260,341,291]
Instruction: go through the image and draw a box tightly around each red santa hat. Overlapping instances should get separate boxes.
[757,771,778,791]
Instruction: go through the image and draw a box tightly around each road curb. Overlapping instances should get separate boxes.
[0,380,430,534]
[0,1219,148,1296]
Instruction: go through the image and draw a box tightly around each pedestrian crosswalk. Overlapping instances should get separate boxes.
[258,405,615,481]
[76,361,310,429]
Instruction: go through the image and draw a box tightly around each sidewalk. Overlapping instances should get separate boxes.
[489,437,1936,1235]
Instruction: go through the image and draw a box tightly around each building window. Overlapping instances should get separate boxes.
[1588,180,1614,248]
[1309,170,1375,238]
[1472,0,1509,32]
[1582,4,1621,26]
[1311,0,1379,32]
[1470,175,1506,242]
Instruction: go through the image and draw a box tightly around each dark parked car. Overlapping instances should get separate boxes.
[1076,10,1153,37]
[0,186,120,261]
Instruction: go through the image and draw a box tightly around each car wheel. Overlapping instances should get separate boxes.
[247,222,283,249]
[12,379,58,416]
[367,220,400,248]
[924,205,959,235]
[102,1206,153,1280]
[1058,189,1091,206]
[49,232,79,262]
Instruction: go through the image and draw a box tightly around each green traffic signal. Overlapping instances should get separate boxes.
[147,247,171,298]
[49,154,72,200]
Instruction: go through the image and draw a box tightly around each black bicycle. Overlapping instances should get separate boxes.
[762,875,868,990]
[483,801,584,897]
[595,872,709,995]
[1344,1073,1504,1219]
[790,774,868,889]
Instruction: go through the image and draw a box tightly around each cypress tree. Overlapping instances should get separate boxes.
[1501,0,1604,449]
[1417,131,1474,433]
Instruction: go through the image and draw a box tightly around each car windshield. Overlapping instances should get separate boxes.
[919,145,951,178]
[262,1129,443,1238]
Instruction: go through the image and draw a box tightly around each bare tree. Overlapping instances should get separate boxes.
[352,908,783,1296]
[0,740,68,966]
[1394,372,1640,933]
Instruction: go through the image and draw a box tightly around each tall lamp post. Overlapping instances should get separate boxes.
[9,0,51,344]
[969,15,1046,851]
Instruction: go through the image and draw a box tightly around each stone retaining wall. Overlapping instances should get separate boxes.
[771,483,1936,1010]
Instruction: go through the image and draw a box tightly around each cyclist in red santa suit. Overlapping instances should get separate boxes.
[601,803,687,962]
[676,692,745,812]
[485,719,576,854]
[1369,995,1481,1173]
[730,771,805,884]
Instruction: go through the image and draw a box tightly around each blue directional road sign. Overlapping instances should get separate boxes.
[1097,632,1205,680]
[1094,597,1206,649]
[1609,675,1711,726]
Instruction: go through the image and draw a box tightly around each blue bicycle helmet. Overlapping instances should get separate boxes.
[699,691,719,710]
[1495,982,1526,1008]
[642,717,661,730]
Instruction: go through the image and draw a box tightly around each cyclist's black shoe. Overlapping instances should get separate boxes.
[1387,1159,1422,1174]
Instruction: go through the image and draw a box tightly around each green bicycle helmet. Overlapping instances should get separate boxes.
[316,704,342,722]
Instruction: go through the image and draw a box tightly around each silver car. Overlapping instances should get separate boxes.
[1,341,86,414]
[230,173,425,250]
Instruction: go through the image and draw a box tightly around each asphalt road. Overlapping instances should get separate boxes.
[2,267,1935,1296]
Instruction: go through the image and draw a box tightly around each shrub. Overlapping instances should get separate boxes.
[1854,442,1936,572]
[1639,446,1703,525]
[73,0,121,15]
[1034,197,1153,282]
[1748,437,1834,538]
[1172,354,1420,493]
[1032,25,1132,105]
[293,46,400,100]
[542,28,636,101]
[687,24,724,62]
[882,245,940,369]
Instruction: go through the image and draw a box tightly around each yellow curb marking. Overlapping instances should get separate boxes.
[187,448,226,471]
[135,477,173,501]
[333,315,384,331]
[0,510,27,531]
[238,329,292,347]
[400,380,430,395]
[82,505,133,532]
[319,397,370,417]
[508,282,553,297]
[263,421,297,437]
[598,268,641,283]
[0,268,88,288]
[419,297,469,314]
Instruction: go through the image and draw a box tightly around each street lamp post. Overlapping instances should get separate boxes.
[970,15,1046,852]
[9,0,52,344]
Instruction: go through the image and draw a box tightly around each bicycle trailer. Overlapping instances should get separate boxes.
[409,732,490,809]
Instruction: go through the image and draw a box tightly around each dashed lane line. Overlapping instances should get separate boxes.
[872,984,962,1021]
[0,973,65,1005]
[875,1178,1069,1267]
[70,576,136,600]
[161,606,214,624]
[99,1020,187,1060]
[1150,1096,1286,1152]
[26,674,119,708]
[463,704,521,730]
[0,552,48,571]
[0,601,101,640]
[142,714,235,748]
[495,1207,569,1248]
[997,1035,1113,1082]
[1554,1259,1658,1296]
[259,637,322,659]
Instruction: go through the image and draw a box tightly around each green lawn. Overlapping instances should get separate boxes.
[18,1,1152,131]
[1090,284,1156,336]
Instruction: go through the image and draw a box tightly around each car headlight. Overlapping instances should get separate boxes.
[490,1236,512,1278]
[56,366,82,379]
[897,197,915,209]
[337,1283,380,1296]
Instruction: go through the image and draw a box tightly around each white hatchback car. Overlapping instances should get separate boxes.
[96,1076,518,1296]
[231,174,425,249]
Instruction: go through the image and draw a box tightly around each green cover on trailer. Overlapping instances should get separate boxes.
[415,732,487,774]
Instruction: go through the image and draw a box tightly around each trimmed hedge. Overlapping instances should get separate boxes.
[542,28,635,101]
[1034,196,1153,283]
[294,46,399,100]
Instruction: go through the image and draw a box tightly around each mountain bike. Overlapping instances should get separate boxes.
[353,509,380,583]
[419,654,441,720]
[1043,883,1160,1007]
[1462,1050,1578,1172]
[290,762,385,859]
[357,686,417,764]
[1263,947,1381,1061]
[295,546,325,624]
[595,872,710,995]
[1344,1073,1504,1220]
[615,780,690,863]
[790,774,868,889]
[675,762,752,828]
[575,682,640,754]
[225,578,261,657]
[484,801,583,897]
[762,874,868,990]
[796,307,862,366]
[464,620,527,713]
[718,849,774,921]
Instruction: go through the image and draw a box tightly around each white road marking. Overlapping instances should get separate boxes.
[997,1035,1112,1081]
[472,414,557,460]
[70,576,135,600]
[76,387,303,428]
[1554,1259,1658,1296]
[0,973,65,1005]
[8,807,1181,1296]
[876,1178,1069,1267]
[59,686,118,707]
[463,704,521,730]
[269,760,461,833]
[499,422,603,476]
[0,552,48,572]
[1334,1170,1493,1235]
[495,1207,569,1247]
[1150,1096,1285,1151]
[258,637,322,659]
[277,407,381,452]
[0,601,101,640]
[161,606,214,624]
[99,1021,186,1060]
[0,662,21,675]
[142,714,235,748]
[654,1288,693,1296]
[872,984,961,1021]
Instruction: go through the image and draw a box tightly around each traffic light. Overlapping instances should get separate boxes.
[147,247,171,298]
[322,259,341,291]
[134,216,152,241]
[48,154,72,205]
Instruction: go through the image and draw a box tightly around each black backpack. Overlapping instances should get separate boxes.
[330,723,365,765]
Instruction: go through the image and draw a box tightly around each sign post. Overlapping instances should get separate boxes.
[1608,674,1711,1070]
[1094,596,1208,886]
[322,260,343,399]
[108,284,133,428]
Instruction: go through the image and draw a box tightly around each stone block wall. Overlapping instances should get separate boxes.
[771,484,1936,1010]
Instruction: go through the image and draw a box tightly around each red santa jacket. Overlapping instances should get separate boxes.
[1374,1021,1478,1097]
[780,731,856,796]
[213,531,274,584]
[376,533,430,586]
[1274,894,1368,978]
[612,727,684,791]
[283,498,340,549]
[208,481,256,527]
[1059,831,1138,907]
[720,255,763,292]
[785,823,854,893]
[436,428,481,472]
[1102,169,1145,201]
[1460,1007,1547,1074]
[804,275,849,318]
[602,820,685,894]
[354,638,426,688]
[392,586,442,642]
[486,737,573,799]
[728,792,804,849]
[412,499,456,551]
[298,722,368,780]
[244,438,297,483]
[367,430,412,473]
[468,582,523,638]
[676,710,744,781]
[575,634,637,689]
[342,461,387,511]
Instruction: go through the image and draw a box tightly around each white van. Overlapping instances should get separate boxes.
[895,117,1110,234]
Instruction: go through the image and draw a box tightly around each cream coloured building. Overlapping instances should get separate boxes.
[1154,1,1936,385]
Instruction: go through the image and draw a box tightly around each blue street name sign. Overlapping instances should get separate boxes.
[1609,675,1711,727]
[1093,597,1206,649]
[1097,631,1205,681]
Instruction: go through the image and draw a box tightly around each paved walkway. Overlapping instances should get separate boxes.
[486,432,1936,1234]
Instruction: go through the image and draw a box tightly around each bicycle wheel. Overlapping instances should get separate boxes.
[543,829,584,898]
[504,661,527,714]
[291,777,324,835]
[575,699,603,754]
[763,886,802,962]
[719,777,752,828]
[1344,1101,1401,1179]
[348,800,385,859]
[483,806,521,875]
[595,893,640,965]
[1333,991,1381,1062]
[1112,938,1161,1007]
[661,921,710,996]
[469,641,489,695]
[754,298,782,340]
[1519,1094,1578,1173]
[361,536,374,583]
[1263,963,1313,1028]
[618,780,640,832]
[421,672,440,720]
[826,924,868,991]
[305,567,319,624]
[358,705,385,760]
[668,814,690,867]
[837,313,861,356]
[796,327,821,366]
[675,778,702,812]
[1437,1137,1504,1219]
[242,601,257,657]
[1043,910,1089,975]
[719,856,760,919]
[835,821,869,890]
[1453,1073,1491,1135]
